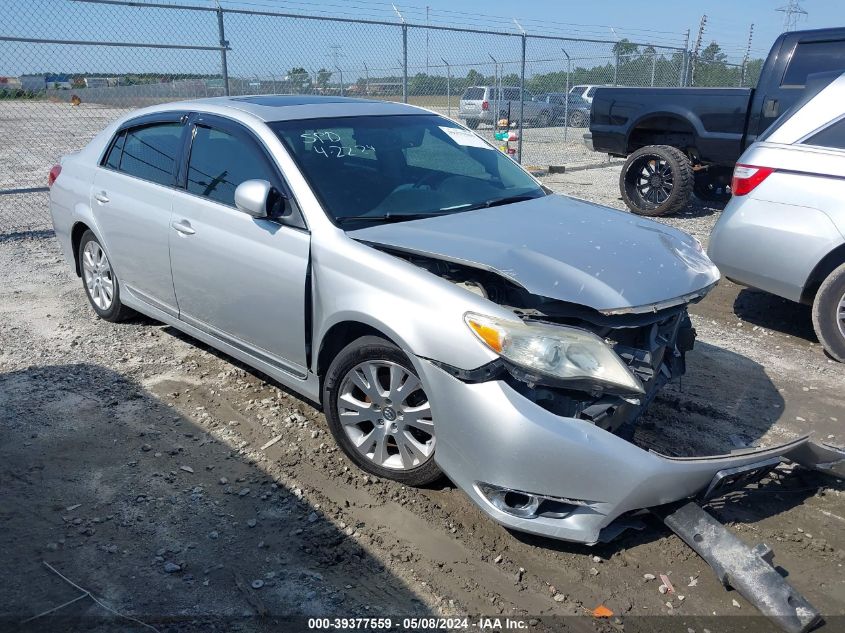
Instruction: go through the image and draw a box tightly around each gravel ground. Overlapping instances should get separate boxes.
[2,162,844,631]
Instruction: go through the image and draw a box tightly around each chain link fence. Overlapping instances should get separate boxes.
[1,0,759,234]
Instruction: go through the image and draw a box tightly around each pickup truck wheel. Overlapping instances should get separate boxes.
[694,168,733,202]
[465,119,480,130]
[620,145,694,216]
[811,263,845,362]
[536,111,551,128]
[323,336,443,486]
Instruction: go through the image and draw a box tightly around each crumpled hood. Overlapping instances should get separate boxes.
[348,194,720,313]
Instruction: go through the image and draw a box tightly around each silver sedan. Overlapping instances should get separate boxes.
[709,72,845,362]
[48,95,835,544]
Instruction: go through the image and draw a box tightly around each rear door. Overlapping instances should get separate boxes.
[168,114,311,376]
[92,114,187,315]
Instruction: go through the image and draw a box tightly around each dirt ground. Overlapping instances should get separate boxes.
[1,165,844,632]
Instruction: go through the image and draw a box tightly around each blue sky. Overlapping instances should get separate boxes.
[2,0,843,78]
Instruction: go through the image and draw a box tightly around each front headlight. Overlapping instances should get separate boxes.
[465,312,644,396]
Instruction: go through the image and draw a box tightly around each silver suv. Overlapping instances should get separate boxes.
[458,85,552,129]
[709,72,845,361]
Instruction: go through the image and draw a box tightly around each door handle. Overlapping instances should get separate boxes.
[171,219,195,235]
[94,191,109,204]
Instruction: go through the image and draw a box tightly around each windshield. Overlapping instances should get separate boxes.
[270,114,545,228]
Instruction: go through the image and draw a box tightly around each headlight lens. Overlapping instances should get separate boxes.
[465,313,644,396]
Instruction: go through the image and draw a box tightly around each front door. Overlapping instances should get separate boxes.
[168,116,310,376]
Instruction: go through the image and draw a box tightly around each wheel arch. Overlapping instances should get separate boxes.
[626,112,700,155]
[316,320,403,388]
[70,220,93,277]
[801,242,845,305]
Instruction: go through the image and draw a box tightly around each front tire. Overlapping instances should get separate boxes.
[464,118,480,130]
[536,111,550,128]
[568,111,587,127]
[619,145,694,216]
[812,263,845,362]
[323,336,442,486]
[78,230,134,322]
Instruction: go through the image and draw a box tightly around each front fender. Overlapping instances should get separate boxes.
[310,234,506,374]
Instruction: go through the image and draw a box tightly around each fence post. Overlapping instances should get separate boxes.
[441,57,451,118]
[561,48,571,144]
[613,51,619,86]
[216,7,230,96]
[402,24,408,103]
[518,33,526,164]
[679,29,690,86]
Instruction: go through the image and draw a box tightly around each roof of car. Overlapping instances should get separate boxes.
[176,94,429,122]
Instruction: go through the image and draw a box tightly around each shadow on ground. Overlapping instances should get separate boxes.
[0,364,428,631]
[733,288,817,343]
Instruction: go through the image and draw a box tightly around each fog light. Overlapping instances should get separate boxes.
[476,482,585,520]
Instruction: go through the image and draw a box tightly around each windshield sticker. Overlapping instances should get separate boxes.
[301,132,375,159]
[439,126,491,149]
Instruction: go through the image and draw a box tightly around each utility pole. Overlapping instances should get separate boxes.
[330,45,344,95]
[777,0,808,31]
[690,14,707,87]
[740,23,754,87]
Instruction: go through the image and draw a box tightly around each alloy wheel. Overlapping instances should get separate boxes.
[336,360,435,471]
[82,241,114,311]
[838,292,845,339]
[630,156,674,205]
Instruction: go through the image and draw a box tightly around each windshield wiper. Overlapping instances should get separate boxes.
[336,212,444,225]
[452,194,542,213]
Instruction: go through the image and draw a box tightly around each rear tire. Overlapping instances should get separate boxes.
[694,167,733,202]
[811,263,845,362]
[619,145,694,217]
[465,118,480,130]
[323,336,442,486]
[78,230,134,322]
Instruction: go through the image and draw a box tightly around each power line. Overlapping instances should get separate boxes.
[777,0,808,32]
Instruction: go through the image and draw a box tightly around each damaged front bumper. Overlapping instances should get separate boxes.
[421,360,844,545]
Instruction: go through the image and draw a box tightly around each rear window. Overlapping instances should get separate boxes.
[462,87,485,100]
[782,40,845,87]
[803,116,845,150]
[104,122,183,187]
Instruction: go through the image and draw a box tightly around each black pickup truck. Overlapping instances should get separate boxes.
[587,27,845,216]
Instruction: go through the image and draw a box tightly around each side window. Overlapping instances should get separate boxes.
[523,90,534,102]
[782,40,845,87]
[803,117,845,150]
[186,125,276,207]
[104,130,126,169]
[119,122,183,186]
[503,88,520,101]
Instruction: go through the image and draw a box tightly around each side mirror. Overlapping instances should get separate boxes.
[234,179,273,218]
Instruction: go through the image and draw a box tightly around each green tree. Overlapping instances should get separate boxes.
[287,66,311,92]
